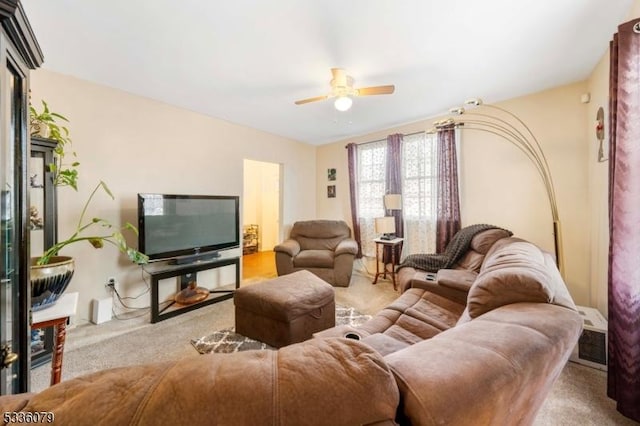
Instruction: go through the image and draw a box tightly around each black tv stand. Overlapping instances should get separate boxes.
[146,255,240,323]
[172,251,221,265]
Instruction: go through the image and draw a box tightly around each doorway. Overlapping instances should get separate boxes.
[242,159,282,281]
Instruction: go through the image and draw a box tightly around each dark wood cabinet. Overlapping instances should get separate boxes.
[29,137,57,368]
[0,1,43,395]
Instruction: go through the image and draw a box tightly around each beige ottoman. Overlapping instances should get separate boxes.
[234,270,335,348]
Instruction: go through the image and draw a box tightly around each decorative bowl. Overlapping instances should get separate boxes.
[30,256,75,311]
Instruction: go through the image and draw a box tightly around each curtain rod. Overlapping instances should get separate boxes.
[344,130,425,148]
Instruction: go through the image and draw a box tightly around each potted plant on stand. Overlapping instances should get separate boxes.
[30,100,78,189]
[29,101,147,311]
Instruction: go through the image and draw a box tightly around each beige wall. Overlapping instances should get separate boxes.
[586,50,611,316]
[30,70,316,322]
[629,0,640,19]
[317,83,592,305]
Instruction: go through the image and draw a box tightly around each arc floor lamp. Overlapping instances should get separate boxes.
[430,98,565,277]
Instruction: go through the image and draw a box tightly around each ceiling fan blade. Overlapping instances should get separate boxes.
[294,95,328,105]
[356,85,395,96]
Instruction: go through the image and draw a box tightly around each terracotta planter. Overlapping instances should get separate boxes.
[30,256,75,311]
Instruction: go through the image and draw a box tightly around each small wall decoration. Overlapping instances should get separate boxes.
[596,106,607,162]
[327,168,336,181]
[327,185,336,198]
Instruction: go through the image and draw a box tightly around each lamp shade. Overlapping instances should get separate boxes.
[383,194,402,210]
[375,216,396,235]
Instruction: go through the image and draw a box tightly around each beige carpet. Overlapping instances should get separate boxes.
[30,266,638,425]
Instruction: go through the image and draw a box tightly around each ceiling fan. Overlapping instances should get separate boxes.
[294,68,395,111]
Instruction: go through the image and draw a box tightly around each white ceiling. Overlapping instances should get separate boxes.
[22,0,633,145]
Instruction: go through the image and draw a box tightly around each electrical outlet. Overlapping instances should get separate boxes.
[106,277,116,288]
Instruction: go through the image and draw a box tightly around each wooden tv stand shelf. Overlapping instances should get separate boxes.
[146,255,240,323]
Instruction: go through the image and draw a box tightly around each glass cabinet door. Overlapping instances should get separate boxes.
[28,138,56,367]
[29,151,45,256]
[0,34,31,395]
[29,139,56,258]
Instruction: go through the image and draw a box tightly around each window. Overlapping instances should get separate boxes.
[354,132,438,258]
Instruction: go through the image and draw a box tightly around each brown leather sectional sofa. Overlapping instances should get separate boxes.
[0,237,581,425]
[317,236,582,424]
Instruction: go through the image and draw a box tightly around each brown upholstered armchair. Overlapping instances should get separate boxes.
[274,220,358,287]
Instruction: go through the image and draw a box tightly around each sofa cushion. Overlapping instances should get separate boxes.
[467,239,555,318]
[290,220,351,251]
[293,249,334,268]
[454,251,484,271]
[470,228,512,254]
[343,288,465,346]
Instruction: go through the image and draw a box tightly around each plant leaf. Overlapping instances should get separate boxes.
[99,181,114,199]
[50,112,69,122]
[88,238,104,249]
[124,222,139,236]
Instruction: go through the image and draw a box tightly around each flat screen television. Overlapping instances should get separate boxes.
[137,194,240,263]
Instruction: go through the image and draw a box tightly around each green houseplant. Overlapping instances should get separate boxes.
[29,100,147,310]
[35,180,149,266]
[30,100,79,189]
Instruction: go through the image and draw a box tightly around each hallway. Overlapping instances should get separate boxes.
[242,251,277,281]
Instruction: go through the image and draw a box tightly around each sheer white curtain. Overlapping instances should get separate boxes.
[356,140,387,257]
[401,132,438,257]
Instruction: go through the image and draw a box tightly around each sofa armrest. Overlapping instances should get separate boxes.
[274,239,300,257]
[313,324,370,340]
[4,339,399,426]
[335,238,358,256]
[436,269,477,293]
[408,273,469,305]
[386,304,582,425]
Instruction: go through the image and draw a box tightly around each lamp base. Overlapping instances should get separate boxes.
[380,233,395,240]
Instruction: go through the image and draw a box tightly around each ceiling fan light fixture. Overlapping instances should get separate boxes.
[334,96,353,112]
[295,69,394,108]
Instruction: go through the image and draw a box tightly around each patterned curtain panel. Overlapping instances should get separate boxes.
[607,18,640,423]
[346,143,363,258]
[384,134,404,264]
[386,133,404,238]
[435,126,461,253]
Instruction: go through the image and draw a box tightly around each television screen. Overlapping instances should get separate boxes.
[138,194,239,261]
